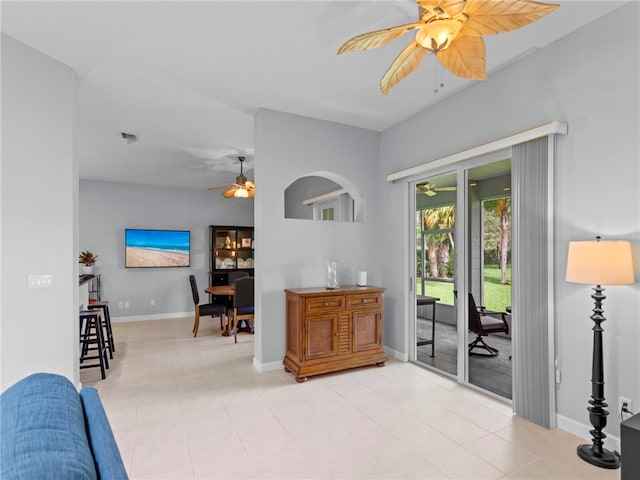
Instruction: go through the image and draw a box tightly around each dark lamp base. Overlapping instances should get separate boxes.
[577,444,620,469]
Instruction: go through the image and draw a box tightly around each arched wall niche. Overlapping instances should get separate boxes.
[284,171,365,223]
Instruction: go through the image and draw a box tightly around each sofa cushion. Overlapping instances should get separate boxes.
[79,387,128,479]
[1,373,97,480]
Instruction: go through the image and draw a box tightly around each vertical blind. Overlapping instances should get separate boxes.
[511,136,555,428]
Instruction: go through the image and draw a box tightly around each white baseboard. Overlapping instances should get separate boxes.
[384,346,408,362]
[253,357,283,372]
[556,413,620,453]
[111,311,192,323]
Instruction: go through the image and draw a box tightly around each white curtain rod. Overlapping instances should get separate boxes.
[386,121,568,183]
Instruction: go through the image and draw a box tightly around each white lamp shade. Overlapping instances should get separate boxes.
[566,240,634,285]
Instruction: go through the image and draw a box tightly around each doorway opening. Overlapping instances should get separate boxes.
[412,158,513,401]
[466,160,512,398]
[414,173,458,378]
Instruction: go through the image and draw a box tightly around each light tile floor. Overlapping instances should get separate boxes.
[81,316,620,480]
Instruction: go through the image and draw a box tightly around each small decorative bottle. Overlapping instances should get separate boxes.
[327,259,339,289]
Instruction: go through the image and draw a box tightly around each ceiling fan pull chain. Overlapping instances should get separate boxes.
[434,63,445,94]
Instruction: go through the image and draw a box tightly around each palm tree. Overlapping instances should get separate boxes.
[423,206,456,279]
[423,209,441,278]
[494,198,511,284]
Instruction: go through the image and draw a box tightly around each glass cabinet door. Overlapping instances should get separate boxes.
[214,228,237,270]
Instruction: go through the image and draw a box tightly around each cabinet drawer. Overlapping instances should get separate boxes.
[305,295,345,314]
[346,293,381,309]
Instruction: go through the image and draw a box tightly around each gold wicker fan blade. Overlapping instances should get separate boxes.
[460,0,560,36]
[208,185,232,191]
[437,34,487,80]
[222,188,237,198]
[380,41,426,94]
[338,22,421,54]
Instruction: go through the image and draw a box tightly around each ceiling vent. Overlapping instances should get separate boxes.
[120,132,137,144]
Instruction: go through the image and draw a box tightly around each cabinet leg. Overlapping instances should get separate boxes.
[295,376,308,383]
[376,362,386,367]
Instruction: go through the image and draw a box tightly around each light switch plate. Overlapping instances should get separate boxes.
[28,274,53,289]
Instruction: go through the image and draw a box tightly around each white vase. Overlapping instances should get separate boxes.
[82,265,93,275]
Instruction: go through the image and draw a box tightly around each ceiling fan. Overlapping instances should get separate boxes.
[418,182,457,196]
[208,156,254,199]
[338,0,559,94]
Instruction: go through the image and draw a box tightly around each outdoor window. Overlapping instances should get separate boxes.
[416,205,455,305]
[481,196,511,311]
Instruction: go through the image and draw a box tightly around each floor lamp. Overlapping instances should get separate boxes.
[565,236,634,469]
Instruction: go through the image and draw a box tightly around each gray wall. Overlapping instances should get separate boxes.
[254,109,380,366]
[379,2,639,439]
[1,35,78,390]
[79,180,253,319]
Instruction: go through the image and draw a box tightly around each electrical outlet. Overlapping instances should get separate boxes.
[619,397,633,415]
[150,299,155,306]
[124,301,129,308]
[118,301,123,309]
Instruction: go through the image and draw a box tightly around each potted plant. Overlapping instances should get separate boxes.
[79,250,98,275]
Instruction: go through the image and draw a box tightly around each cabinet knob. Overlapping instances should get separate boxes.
[353,330,357,335]
[335,332,340,336]
[362,299,367,303]
[324,302,329,307]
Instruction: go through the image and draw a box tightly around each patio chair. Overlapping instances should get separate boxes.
[468,293,509,356]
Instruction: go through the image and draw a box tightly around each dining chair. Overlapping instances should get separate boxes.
[226,270,250,309]
[231,276,254,344]
[189,275,227,337]
[468,293,509,356]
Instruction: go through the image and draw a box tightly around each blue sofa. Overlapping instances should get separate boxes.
[1,373,128,479]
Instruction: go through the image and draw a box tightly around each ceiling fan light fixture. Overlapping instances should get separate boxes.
[415,20,461,54]
[233,187,249,198]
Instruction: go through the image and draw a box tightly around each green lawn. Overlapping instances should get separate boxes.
[416,265,511,312]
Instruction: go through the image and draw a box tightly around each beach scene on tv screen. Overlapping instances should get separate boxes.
[126,229,190,267]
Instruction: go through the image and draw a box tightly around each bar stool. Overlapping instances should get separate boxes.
[88,301,114,358]
[79,310,108,379]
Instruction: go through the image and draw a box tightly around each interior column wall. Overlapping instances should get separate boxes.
[1,35,78,390]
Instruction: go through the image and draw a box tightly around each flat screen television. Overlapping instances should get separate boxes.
[125,229,190,268]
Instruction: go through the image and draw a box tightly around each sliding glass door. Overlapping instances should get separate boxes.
[406,129,560,426]
[411,157,513,401]
[413,172,458,377]
[465,160,512,399]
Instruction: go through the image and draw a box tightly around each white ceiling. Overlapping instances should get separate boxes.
[1,1,626,190]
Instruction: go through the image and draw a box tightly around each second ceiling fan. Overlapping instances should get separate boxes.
[208,156,255,198]
[418,182,457,196]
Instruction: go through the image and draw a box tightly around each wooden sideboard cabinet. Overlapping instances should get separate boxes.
[283,286,388,382]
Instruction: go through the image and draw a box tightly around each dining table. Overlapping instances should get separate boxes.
[205,284,234,296]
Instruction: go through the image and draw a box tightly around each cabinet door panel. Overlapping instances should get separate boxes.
[306,314,338,360]
[352,310,382,352]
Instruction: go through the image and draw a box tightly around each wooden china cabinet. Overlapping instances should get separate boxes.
[208,225,254,302]
[283,286,387,382]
